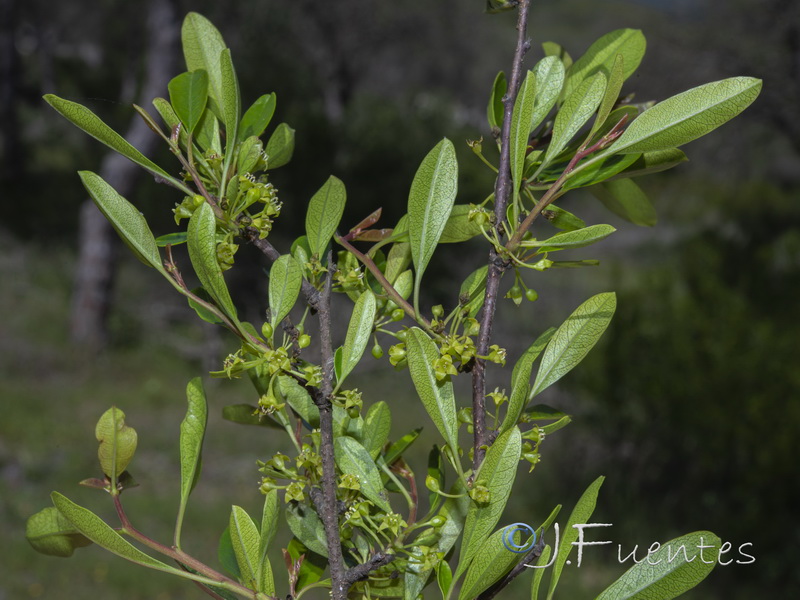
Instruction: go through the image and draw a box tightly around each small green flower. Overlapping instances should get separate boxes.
[339,473,361,491]
[285,481,306,502]
[469,482,491,505]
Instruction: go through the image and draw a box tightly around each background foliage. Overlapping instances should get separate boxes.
[2,0,798,597]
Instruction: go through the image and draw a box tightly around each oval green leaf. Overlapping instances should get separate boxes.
[305,175,346,257]
[219,48,240,157]
[179,378,207,512]
[511,71,537,200]
[439,204,484,243]
[334,436,391,511]
[530,55,565,134]
[544,71,607,167]
[459,528,526,600]
[407,138,458,311]
[500,327,556,434]
[285,503,328,557]
[45,96,182,189]
[268,254,302,331]
[531,292,617,398]
[265,122,295,169]
[591,179,657,227]
[456,427,522,580]
[339,289,376,385]
[563,29,646,100]
[181,12,226,117]
[546,476,605,600]
[168,70,209,134]
[405,328,459,454]
[187,201,238,321]
[595,531,722,600]
[95,406,137,480]
[523,224,617,252]
[229,505,260,589]
[51,492,171,571]
[239,93,277,142]
[26,507,92,557]
[604,77,762,155]
[78,171,162,270]
[363,401,391,460]
[487,71,507,130]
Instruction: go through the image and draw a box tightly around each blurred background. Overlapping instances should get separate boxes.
[2,0,798,598]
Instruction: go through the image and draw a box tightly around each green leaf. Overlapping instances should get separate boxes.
[510,71,537,200]
[383,427,422,465]
[268,254,302,331]
[500,327,556,434]
[542,205,586,232]
[277,376,320,428]
[546,476,604,599]
[595,531,722,600]
[437,559,453,598]
[542,41,573,70]
[339,289,377,384]
[531,292,616,398]
[590,53,625,138]
[523,224,616,252]
[44,96,180,187]
[305,175,346,257]
[238,93,277,142]
[531,544,552,600]
[229,505,260,589]
[457,427,522,579]
[265,122,295,169]
[592,179,657,227]
[78,171,163,270]
[178,378,207,512]
[609,148,688,180]
[363,401,391,459]
[195,107,222,154]
[168,70,209,134]
[187,287,223,324]
[540,415,572,435]
[488,71,507,130]
[26,507,92,557]
[285,502,328,557]
[530,56,565,133]
[237,136,263,174]
[563,152,640,191]
[181,12,226,117]
[219,48,240,159]
[187,202,238,321]
[407,138,458,311]
[405,328,459,455]
[459,265,488,318]
[526,404,568,421]
[218,526,241,579]
[334,436,391,511]
[95,406,137,480]
[602,77,762,155]
[259,490,279,561]
[222,404,283,429]
[563,29,646,100]
[459,528,526,600]
[544,71,607,167]
[155,232,188,247]
[51,492,171,571]
[439,204,484,243]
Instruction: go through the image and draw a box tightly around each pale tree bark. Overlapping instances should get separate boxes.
[70,0,178,349]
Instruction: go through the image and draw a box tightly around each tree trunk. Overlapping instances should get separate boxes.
[70,0,178,349]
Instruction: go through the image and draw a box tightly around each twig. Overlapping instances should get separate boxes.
[472,0,533,473]
[311,253,349,600]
